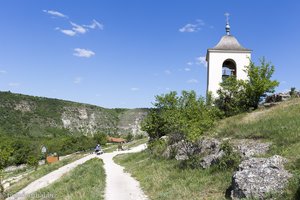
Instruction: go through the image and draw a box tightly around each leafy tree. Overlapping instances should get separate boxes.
[0,146,13,195]
[125,132,134,142]
[215,57,279,116]
[244,57,279,109]
[290,87,297,98]
[93,132,107,146]
[142,91,220,142]
[215,76,248,116]
[27,155,39,170]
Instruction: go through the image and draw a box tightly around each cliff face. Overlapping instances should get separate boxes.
[0,91,147,137]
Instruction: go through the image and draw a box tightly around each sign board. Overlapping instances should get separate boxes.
[41,146,47,154]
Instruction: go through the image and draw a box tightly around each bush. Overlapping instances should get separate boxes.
[148,139,167,158]
[93,132,107,146]
[142,90,220,141]
[179,154,203,169]
[27,155,39,170]
[125,132,134,142]
[216,141,241,170]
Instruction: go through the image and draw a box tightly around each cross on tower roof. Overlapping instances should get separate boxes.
[225,12,230,35]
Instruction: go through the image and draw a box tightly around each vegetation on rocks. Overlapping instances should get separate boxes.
[122,58,300,199]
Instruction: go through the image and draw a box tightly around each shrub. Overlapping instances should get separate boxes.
[93,132,107,146]
[216,141,241,170]
[142,90,220,142]
[147,139,167,158]
[125,132,134,142]
[27,155,39,170]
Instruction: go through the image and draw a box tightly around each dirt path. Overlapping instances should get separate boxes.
[102,144,148,200]
[6,144,148,200]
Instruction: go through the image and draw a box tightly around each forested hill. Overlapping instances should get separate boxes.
[0,91,148,138]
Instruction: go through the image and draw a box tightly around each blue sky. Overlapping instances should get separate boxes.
[0,0,299,108]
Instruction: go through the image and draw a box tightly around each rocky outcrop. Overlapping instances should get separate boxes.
[231,155,292,199]
[163,138,225,168]
[232,139,271,159]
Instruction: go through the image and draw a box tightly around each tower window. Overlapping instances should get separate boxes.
[222,59,236,81]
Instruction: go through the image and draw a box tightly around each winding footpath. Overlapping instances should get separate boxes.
[7,144,148,200]
[103,144,148,200]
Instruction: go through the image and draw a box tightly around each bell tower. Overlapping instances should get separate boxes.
[206,13,252,97]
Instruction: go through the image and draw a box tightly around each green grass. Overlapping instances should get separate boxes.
[114,99,300,199]
[114,151,231,200]
[26,158,106,200]
[5,153,86,196]
[210,98,300,199]
[212,99,300,158]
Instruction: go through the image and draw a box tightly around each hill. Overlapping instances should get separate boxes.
[0,91,148,138]
[114,98,300,199]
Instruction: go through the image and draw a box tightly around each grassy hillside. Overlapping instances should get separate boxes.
[0,91,148,167]
[211,98,300,163]
[0,91,147,137]
[115,98,300,199]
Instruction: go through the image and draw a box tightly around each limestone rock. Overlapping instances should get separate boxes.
[163,138,225,168]
[232,139,271,159]
[231,155,292,199]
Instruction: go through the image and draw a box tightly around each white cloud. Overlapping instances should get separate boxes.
[73,48,95,58]
[84,19,104,30]
[131,87,140,91]
[73,77,83,84]
[196,56,207,67]
[179,24,199,33]
[70,22,87,34]
[179,19,205,33]
[61,29,76,36]
[164,70,171,75]
[184,68,191,72]
[0,70,7,74]
[9,82,20,87]
[187,62,193,66]
[43,10,68,18]
[187,79,199,84]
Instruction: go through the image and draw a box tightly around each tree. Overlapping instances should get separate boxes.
[215,76,248,116]
[290,87,297,98]
[93,132,107,146]
[244,57,279,109]
[215,57,279,116]
[27,155,39,171]
[0,146,13,195]
[142,91,220,142]
[125,132,134,142]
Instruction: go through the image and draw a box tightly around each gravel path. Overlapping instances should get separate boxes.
[102,144,148,200]
[6,144,148,200]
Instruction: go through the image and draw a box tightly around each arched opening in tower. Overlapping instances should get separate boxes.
[222,59,236,81]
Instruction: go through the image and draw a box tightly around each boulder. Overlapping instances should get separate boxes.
[231,155,292,199]
[197,138,224,168]
[163,138,226,168]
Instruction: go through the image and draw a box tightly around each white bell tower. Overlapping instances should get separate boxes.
[206,13,252,97]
